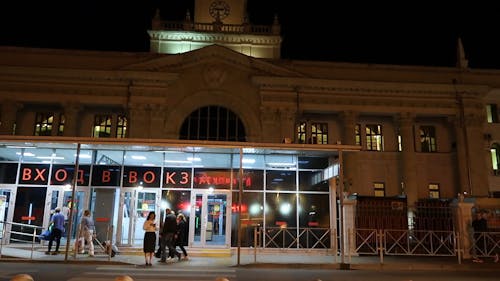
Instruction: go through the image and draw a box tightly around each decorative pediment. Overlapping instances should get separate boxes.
[121,45,305,78]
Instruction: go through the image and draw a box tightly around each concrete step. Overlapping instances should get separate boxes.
[116,247,232,257]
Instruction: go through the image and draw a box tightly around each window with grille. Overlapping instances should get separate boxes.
[179,106,246,141]
[297,122,306,144]
[366,124,383,151]
[429,183,440,199]
[486,104,498,123]
[420,126,437,152]
[93,115,112,138]
[311,123,328,144]
[374,182,385,197]
[296,122,328,144]
[117,115,127,138]
[34,112,53,136]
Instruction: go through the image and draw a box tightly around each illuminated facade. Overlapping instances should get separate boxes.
[0,0,500,252]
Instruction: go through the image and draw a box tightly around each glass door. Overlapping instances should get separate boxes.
[118,188,160,246]
[0,187,16,242]
[190,190,231,247]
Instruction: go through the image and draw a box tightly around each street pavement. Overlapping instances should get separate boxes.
[0,244,499,272]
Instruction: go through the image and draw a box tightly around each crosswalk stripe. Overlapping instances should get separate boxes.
[96,266,236,273]
[85,271,236,278]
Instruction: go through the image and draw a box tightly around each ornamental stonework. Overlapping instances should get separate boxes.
[203,64,227,87]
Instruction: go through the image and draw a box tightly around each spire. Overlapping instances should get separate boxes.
[152,8,162,30]
[456,37,469,70]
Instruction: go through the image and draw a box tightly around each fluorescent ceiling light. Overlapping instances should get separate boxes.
[266,162,296,167]
[187,157,201,162]
[131,155,147,160]
[164,160,191,164]
[242,158,255,164]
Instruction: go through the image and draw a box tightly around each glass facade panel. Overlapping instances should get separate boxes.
[265,192,297,228]
[299,170,328,191]
[266,170,296,191]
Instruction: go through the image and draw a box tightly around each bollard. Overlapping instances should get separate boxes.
[10,274,34,281]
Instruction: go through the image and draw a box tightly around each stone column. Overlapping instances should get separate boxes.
[0,100,22,135]
[329,176,338,254]
[464,114,489,197]
[62,103,82,137]
[397,113,418,207]
[451,116,469,196]
[342,199,357,256]
[454,201,474,259]
[128,103,149,138]
[340,111,357,193]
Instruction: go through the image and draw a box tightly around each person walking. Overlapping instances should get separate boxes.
[472,210,487,263]
[143,211,157,266]
[176,213,188,260]
[45,207,65,255]
[159,208,181,262]
[79,209,95,257]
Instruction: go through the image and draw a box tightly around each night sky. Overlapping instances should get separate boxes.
[1,1,499,69]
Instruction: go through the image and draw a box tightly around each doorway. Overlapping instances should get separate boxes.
[118,188,160,246]
[190,190,231,248]
[0,187,16,242]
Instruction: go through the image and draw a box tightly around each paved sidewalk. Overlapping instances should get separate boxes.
[1,245,499,271]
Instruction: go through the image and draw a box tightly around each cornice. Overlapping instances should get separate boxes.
[0,66,177,85]
[253,76,490,98]
[148,30,282,45]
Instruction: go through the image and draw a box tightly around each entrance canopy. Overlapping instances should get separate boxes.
[0,136,360,174]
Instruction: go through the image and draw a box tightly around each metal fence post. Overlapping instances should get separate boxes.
[378,229,384,264]
[0,221,5,258]
[31,227,37,260]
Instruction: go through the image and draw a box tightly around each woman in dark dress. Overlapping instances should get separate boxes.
[176,213,188,260]
[143,211,157,266]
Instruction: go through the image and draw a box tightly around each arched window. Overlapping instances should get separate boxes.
[491,143,500,175]
[179,106,246,141]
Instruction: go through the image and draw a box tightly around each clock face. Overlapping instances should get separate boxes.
[209,0,230,20]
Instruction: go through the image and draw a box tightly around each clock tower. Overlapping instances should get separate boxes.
[149,0,282,59]
[194,0,245,25]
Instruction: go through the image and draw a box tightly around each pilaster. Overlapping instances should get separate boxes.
[62,102,83,137]
[0,100,22,135]
[396,113,418,206]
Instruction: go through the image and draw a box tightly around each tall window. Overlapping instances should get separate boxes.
[179,106,246,141]
[366,124,383,151]
[57,114,65,136]
[311,123,328,144]
[429,183,440,199]
[355,124,361,146]
[297,122,307,144]
[397,134,402,152]
[296,122,328,144]
[116,115,127,138]
[374,182,385,197]
[34,112,53,136]
[420,126,437,152]
[491,143,500,175]
[486,104,498,123]
[93,115,112,138]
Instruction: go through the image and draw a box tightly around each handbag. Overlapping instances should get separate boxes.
[40,229,51,240]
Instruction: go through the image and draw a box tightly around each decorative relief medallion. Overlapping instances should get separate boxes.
[203,64,227,87]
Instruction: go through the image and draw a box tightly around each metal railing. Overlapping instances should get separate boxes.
[470,231,500,258]
[262,227,332,249]
[0,220,44,260]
